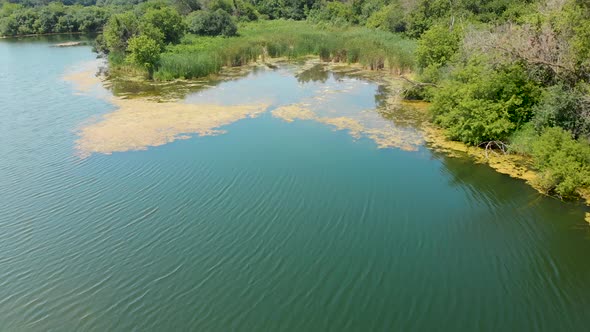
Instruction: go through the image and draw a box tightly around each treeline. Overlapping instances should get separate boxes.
[1,0,537,37]
[0,2,111,35]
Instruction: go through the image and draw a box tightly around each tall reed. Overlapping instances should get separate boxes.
[154,20,416,80]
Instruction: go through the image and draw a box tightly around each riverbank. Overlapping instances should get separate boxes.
[364,70,590,212]
[0,31,86,39]
[418,110,590,213]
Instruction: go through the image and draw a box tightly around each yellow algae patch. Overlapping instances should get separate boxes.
[586,213,590,224]
[270,104,316,122]
[63,69,104,93]
[272,104,424,151]
[63,61,270,157]
[76,99,269,157]
[321,117,364,139]
[62,60,109,95]
[365,128,423,151]
[422,124,538,184]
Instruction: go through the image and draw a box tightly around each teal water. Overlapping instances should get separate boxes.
[1,38,590,331]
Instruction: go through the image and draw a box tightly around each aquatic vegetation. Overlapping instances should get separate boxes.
[76,99,270,157]
[154,20,416,80]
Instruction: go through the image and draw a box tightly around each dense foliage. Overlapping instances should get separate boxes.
[186,9,236,36]
[1,0,540,37]
[0,2,111,35]
[126,33,160,75]
[417,0,590,198]
[431,60,541,145]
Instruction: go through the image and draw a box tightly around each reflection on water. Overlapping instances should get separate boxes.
[69,59,426,156]
[1,37,590,332]
[296,63,330,83]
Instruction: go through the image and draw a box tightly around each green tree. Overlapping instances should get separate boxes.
[142,7,185,44]
[126,34,161,77]
[103,11,139,53]
[405,0,450,38]
[186,9,236,36]
[366,3,406,33]
[431,59,541,144]
[532,84,590,139]
[415,24,462,81]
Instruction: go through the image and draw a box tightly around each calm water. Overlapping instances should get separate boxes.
[1,37,590,331]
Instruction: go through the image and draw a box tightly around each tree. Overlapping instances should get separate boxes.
[186,8,236,36]
[171,0,201,15]
[431,59,542,145]
[139,21,165,50]
[103,12,139,53]
[366,3,407,33]
[415,24,463,81]
[126,34,161,77]
[142,7,185,44]
[532,84,590,139]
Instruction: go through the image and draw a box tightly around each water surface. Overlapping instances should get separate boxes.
[1,37,590,331]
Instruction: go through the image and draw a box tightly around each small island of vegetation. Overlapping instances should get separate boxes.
[2,0,589,201]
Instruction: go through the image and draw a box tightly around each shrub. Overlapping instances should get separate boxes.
[142,7,185,44]
[507,123,536,155]
[532,84,590,140]
[431,59,541,145]
[307,1,356,26]
[103,12,140,53]
[530,127,590,198]
[186,9,237,36]
[365,3,406,33]
[415,24,462,79]
[126,35,161,77]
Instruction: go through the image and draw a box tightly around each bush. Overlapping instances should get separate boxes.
[530,127,590,198]
[186,9,237,36]
[103,12,140,53]
[126,35,161,76]
[508,123,536,155]
[415,24,462,81]
[142,7,185,44]
[365,3,406,33]
[234,0,259,22]
[431,59,541,145]
[307,1,356,26]
[532,84,590,139]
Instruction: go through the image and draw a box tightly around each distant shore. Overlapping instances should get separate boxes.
[0,32,88,39]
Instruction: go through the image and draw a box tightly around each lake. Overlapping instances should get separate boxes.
[1,36,590,331]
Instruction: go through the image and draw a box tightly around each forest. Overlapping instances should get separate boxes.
[1,0,589,199]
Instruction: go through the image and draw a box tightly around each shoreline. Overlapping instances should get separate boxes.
[69,58,590,219]
[0,32,88,39]
[363,69,590,215]
[418,111,590,214]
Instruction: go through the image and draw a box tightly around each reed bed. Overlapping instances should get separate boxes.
[154,20,416,80]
